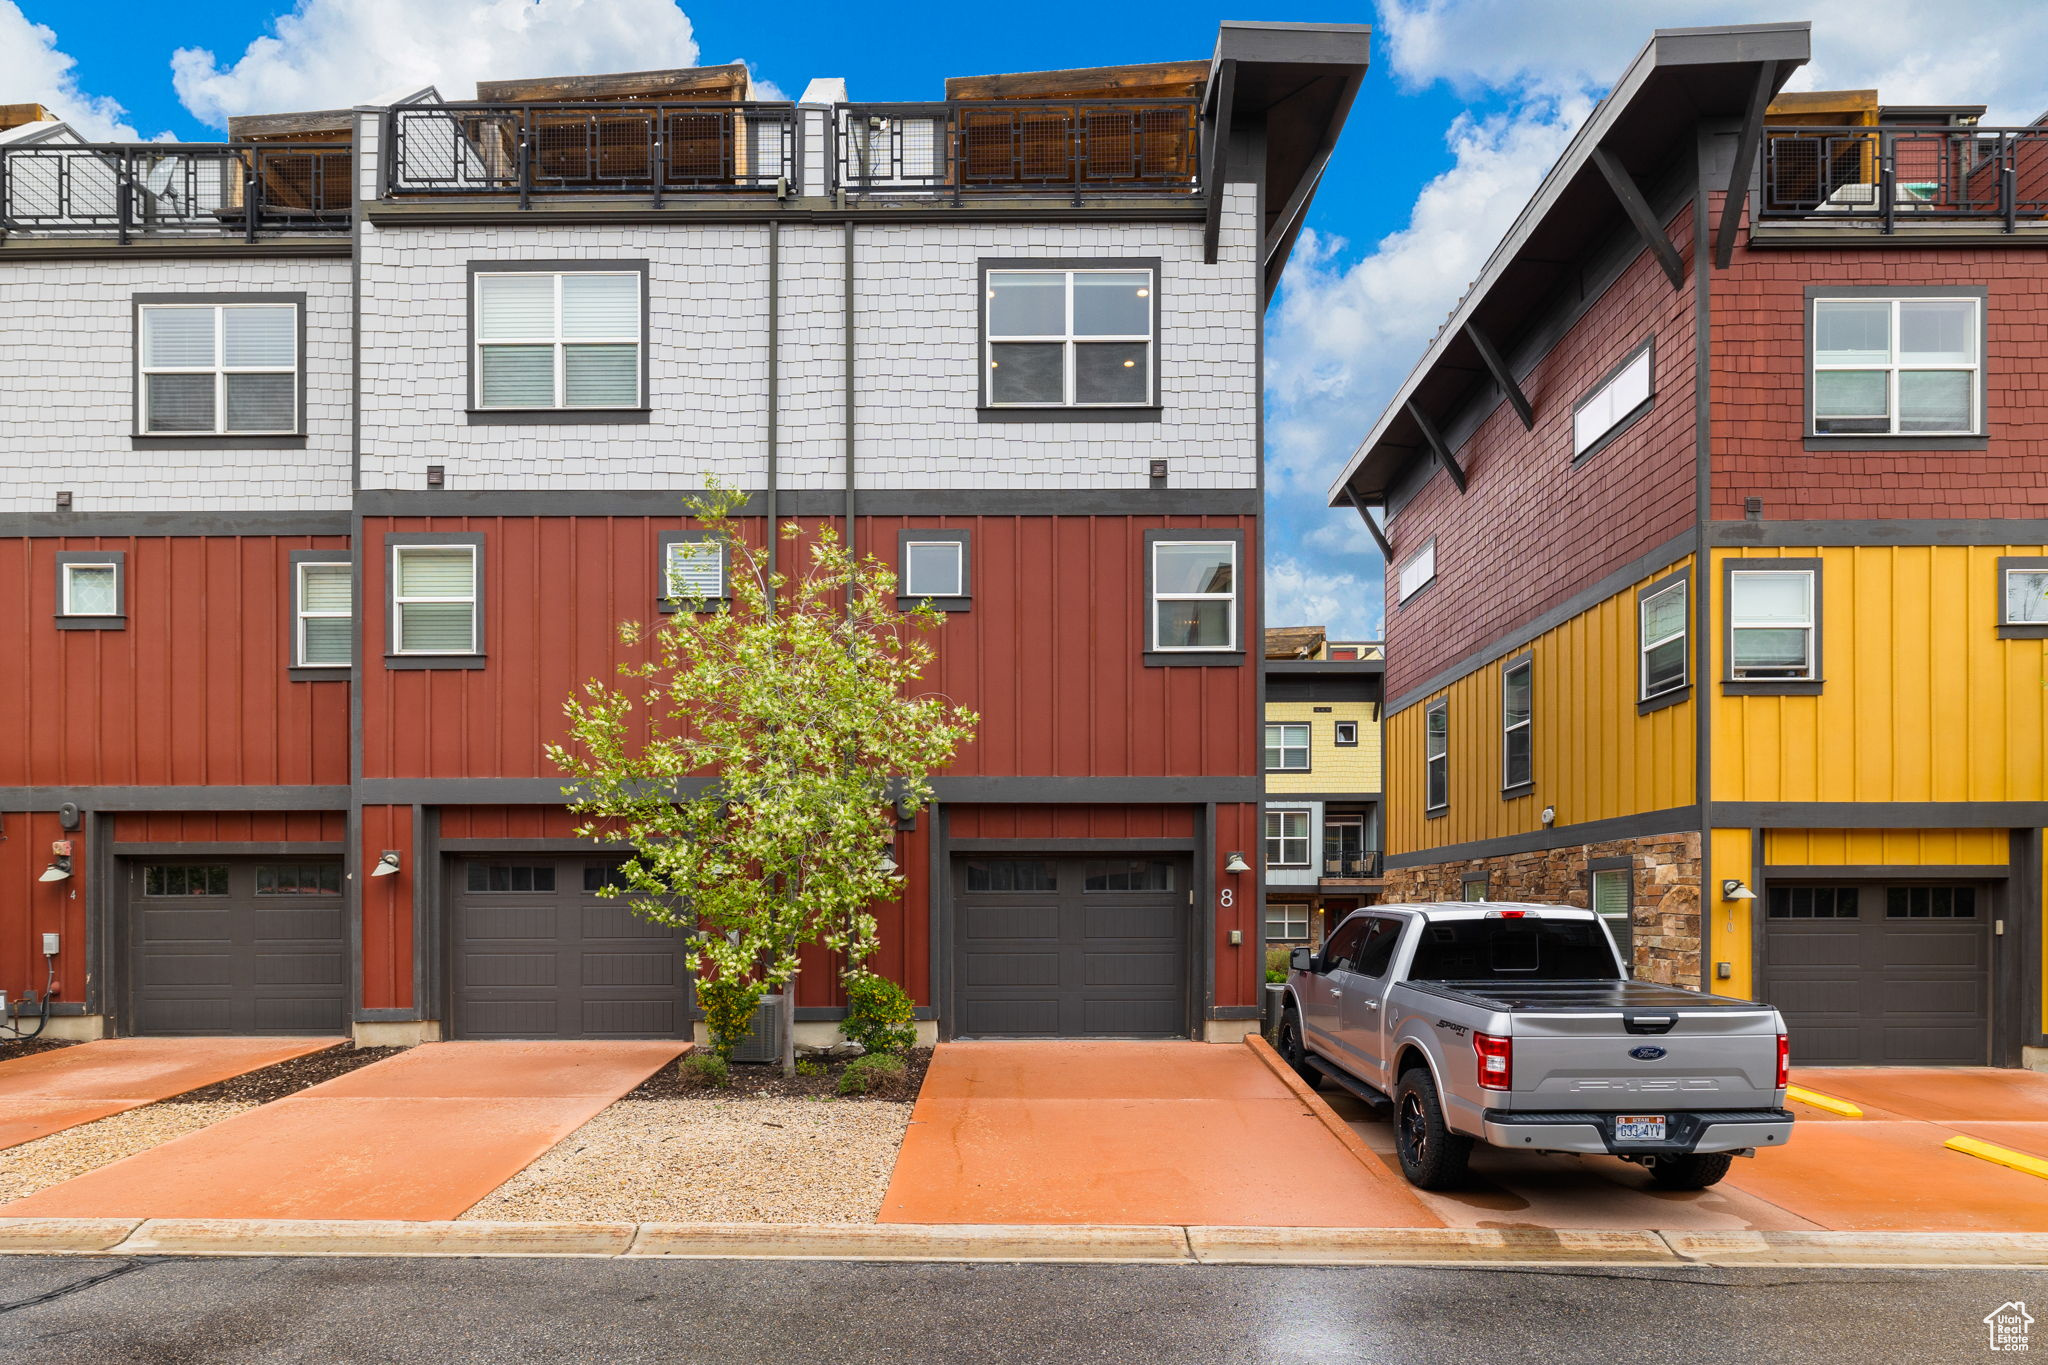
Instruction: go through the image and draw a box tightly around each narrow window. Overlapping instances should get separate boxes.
[1572,342,1652,457]
[1501,657,1533,792]
[1264,810,1310,868]
[295,561,353,667]
[1461,871,1489,902]
[664,540,725,603]
[1333,720,1360,747]
[903,540,964,598]
[1812,296,1980,436]
[1591,866,1633,968]
[60,562,119,617]
[1639,577,1689,700]
[985,267,1153,407]
[1264,902,1310,944]
[2004,567,2048,626]
[475,271,642,410]
[1264,722,1309,772]
[1396,540,1436,603]
[1729,569,1816,681]
[392,546,478,655]
[1151,540,1236,651]
[1424,699,1449,812]
[138,302,299,435]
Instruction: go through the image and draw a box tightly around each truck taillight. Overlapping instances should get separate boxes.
[1776,1032,1789,1090]
[1474,1032,1513,1091]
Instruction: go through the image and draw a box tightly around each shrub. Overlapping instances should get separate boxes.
[697,976,765,1062]
[837,1051,907,1096]
[1266,967,1287,985]
[840,972,916,1055]
[1264,946,1295,979]
[681,1052,730,1087]
[795,1058,823,1077]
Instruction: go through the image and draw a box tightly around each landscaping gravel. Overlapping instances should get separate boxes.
[0,1102,256,1203]
[459,1096,914,1224]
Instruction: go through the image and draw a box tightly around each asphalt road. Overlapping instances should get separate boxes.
[0,1255,2038,1364]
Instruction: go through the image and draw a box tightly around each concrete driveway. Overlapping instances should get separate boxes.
[878,1040,1440,1227]
[0,1038,341,1151]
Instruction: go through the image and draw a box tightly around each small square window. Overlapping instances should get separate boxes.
[54,552,125,628]
[1333,721,1359,747]
[904,541,964,598]
[2003,566,2048,628]
[663,538,726,606]
[62,564,118,616]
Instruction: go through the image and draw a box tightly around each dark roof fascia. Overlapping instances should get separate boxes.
[1325,21,1810,512]
[1264,659,1385,679]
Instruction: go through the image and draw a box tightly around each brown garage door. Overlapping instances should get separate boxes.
[952,855,1189,1038]
[126,860,348,1036]
[1761,882,1991,1066]
[448,857,691,1039]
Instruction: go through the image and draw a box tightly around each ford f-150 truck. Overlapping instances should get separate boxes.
[1277,902,1793,1191]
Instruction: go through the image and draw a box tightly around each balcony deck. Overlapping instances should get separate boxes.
[1755,124,2048,240]
[0,141,351,242]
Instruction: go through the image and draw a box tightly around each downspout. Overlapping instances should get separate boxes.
[843,219,856,565]
[766,220,779,602]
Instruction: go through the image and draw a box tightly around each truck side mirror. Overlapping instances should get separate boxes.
[1289,947,1313,973]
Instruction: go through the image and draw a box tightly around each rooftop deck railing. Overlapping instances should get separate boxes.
[1761,125,2048,231]
[385,102,798,204]
[835,99,1201,201]
[0,142,352,240]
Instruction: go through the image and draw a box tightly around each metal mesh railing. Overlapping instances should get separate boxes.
[387,103,797,202]
[0,143,351,239]
[1762,125,2048,231]
[836,100,1200,199]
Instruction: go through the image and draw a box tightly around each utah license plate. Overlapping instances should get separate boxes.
[1614,1115,1667,1142]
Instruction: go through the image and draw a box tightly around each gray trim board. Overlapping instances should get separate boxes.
[1715,802,2048,829]
[132,436,308,451]
[1721,556,1822,695]
[111,841,345,857]
[1258,791,1380,805]
[465,408,651,426]
[1384,805,1703,870]
[1997,557,2048,639]
[352,489,1260,518]
[437,838,638,853]
[0,786,350,811]
[355,777,710,805]
[1692,151,1715,997]
[0,512,349,538]
[365,203,1212,229]
[52,550,126,630]
[1713,521,2048,548]
[0,240,352,262]
[131,291,309,443]
[384,532,485,667]
[931,776,1260,804]
[2015,828,2047,1053]
[949,838,1198,854]
[976,257,1163,416]
[976,407,1162,425]
[464,259,650,419]
[1802,285,1988,448]
[1142,528,1247,668]
[896,528,971,612]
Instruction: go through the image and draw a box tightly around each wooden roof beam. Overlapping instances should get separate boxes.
[1463,323,1533,430]
[1343,487,1396,561]
[1405,401,1468,494]
[943,60,1208,102]
[1590,144,1684,289]
[1715,64,1777,270]
[475,63,751,104]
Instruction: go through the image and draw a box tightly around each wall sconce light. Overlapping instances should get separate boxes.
[1721,879,1756,902]
[1224,851,1251,875]
[878,845,899,875]
[1540,805,1556,827]
[370,851,402,878]
[40,839,74,882]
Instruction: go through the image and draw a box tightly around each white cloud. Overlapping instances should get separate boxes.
[1266,555,1384,641]
[0,1,144,139]
[171,0,706,126]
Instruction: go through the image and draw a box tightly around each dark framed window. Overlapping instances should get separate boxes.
[1150,538,1237,653]
[1637,569,1689,710]
[1999,556,2048,639]
[1264,809,1310,868]
[54,551,125,630]
[1501,654,1533,795]
[962,859,1057,893]
[1802,286,1988,450]
[293,556,353,669]
[1571,337,1653,461]
[1886,885,1977,919]
[658,530,727,613]
[1724,558,1822,694]
[1424,698,1449,814]
[1767,885,1860,919]
[980,261,1158,413]
[473,269,643,410]
[134,294,305,442]
[1333,720,1360,747]
[1461,871,1489,902]
[257,863,342,895]
[897,529,972,611]
[1590,858,1633,970]
[1264,722,1309,772]
[143,865,229,896]
[465,863,558,893]
[1082,859,1177,892]
[386,533,485,668]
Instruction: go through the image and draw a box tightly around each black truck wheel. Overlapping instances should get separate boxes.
[1276,1008,1321,1089]
[1646,1152,1733,1191]
[1394,1067,1473,1190]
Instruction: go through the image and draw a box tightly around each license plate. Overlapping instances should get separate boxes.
[1614,1115,1667,1142]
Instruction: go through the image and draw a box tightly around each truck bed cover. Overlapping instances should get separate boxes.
[1401,980,1771,1013]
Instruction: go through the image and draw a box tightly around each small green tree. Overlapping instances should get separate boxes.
[547,484,976,1073]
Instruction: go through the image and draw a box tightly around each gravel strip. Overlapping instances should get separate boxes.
[0,1102,257,1202]
[460,1097,914,1224]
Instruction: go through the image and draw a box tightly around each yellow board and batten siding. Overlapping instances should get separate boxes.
[1385,557,1697,856]
[1763,828,2011,866]
[1265,700,1381,796]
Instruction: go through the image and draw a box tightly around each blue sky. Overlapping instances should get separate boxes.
[12,0,2048,640]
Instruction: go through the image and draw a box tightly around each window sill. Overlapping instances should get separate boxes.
[1721,678,1823,696]
[1802,434,1986,452]
[54,615,125,631]
[132,433,308,450]
[657,597,729,615]
[1500,781,1535,800]
[385,654,487,670]
[1144,650,1245,668]
[977,405,1162,425]
[289,665,352,682]
[1424,806,1448,821]
[1999,623,2048,639]
[1637,684,1691,716]
[466,408,651,426]
[898,596,971,613]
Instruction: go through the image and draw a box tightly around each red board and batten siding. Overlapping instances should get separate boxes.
[0,536,351,787]
[0,812,87,1011]
[1381,205,1700,701]
[359,514,1257,782]
[110,812,348,844]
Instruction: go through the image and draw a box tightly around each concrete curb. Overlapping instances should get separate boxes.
[0,1218,142,1253]
[110,1219,639,1257]
[1190,1227,1676,1264]
[1663,1230,2048,1267]
[627,1223,1193,1262]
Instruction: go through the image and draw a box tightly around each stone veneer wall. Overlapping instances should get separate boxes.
[1379,832,1702,986]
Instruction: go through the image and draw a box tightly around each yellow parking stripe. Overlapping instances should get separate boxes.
[1786,1085,1863,1118]
[1944,1136,2048,1181]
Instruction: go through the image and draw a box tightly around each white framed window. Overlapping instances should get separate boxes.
[1572,342,1652,457]
[1729,569,1816,681]
[138,302,298,435]
[1334,720,1359,747]
[2003,567,2048,625]
[1592,865,1633,968]
[295,561,353,667]
[1264,810,1310,868]
[392,545,478,655]
[1811,296,1980,436]
[474,271,641,410]
[61,562,119,616]
[1264,722,1310,771]
[1461,872,1489,902]
[664,541,725,601]
[1501,657,1532,791]
[903,540,964,598]
[1639,577,1689,701]
[984,267,1154,407]
[1396,540,1436,603]
[1265,902,1310,943]
[1424,698,1449,812]
[1150,539,1236,652]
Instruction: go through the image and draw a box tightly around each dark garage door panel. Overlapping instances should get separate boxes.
[128,862,348,1037]
[449,860,690,1040]
[953,856,1189,1039]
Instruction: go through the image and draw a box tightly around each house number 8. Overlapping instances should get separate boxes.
[1220,888,1234,908]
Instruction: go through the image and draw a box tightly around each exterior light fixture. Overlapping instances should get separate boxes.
[39,839,72,883]
[370,851,402,878]
[1721,879,1757,901]
[1224,851,1251,875]
[878,847,899,875]
[1540,805,1556,826]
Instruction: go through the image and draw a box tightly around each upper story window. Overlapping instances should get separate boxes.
[1424,698,1449,813]
[1812,296,1980,436]
[1265,722,1309,772]
[474,270,642,410]
[1572,341,1652,459]
[1395,540,1435,604]
[1264,810,1310,868]
[1501,655,1533,793]
[1728,567,1817,682]
[138,301,299,435]
[392,545,479,656]
[1639,575,1689,702]
[1334,720,1359,747]
[984,267,1154,408]
[295,560,353,668]
[1150,539,1236,653]
[2002,559,2048,639]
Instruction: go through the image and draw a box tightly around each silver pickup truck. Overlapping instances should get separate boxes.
[1277,902,1793,1191]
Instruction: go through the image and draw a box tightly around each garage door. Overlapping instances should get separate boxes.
[448,857,690,1039]
[1762,882,1991,1065]
[952,855,1189,1038]
[127,859,347,1036]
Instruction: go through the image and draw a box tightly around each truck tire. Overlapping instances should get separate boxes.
[1276,1008,1321,1089]
[1646,1152,1733,1191]
[1394,1067,1473,1190]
